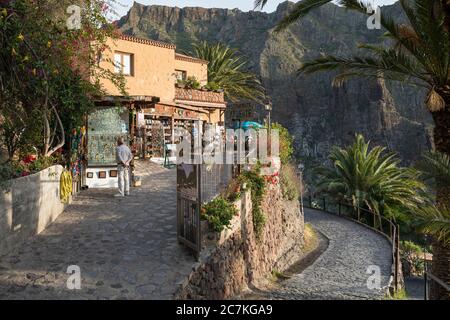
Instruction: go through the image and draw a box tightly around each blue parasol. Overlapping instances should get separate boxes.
[234,121,266,130]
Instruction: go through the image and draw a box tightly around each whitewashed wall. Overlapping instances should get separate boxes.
[0,165,68,257]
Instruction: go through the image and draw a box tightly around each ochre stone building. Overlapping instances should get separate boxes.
[84,34,226,188]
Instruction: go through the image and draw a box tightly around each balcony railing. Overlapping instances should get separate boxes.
[175,87,225,104]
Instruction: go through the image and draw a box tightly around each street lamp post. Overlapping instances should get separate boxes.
[265,102,272,157]
[298,162,305,216]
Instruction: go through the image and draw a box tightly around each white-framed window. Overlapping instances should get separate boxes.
[114,52,133,76]
[175,70,187,82]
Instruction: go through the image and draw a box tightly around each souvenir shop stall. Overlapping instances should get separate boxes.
[135,103,210,160]
[84,105,130,188]
[82,96,158,189]
[82,97,226,189]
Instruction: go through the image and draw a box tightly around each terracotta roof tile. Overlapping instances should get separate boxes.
[118,34,176,50]
[175,53,209,65]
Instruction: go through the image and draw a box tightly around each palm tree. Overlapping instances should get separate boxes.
[416,151,450,299]
[316,134,424,226]
[191,41,266,102]
[418,151,450,187]
[256,0,450,299]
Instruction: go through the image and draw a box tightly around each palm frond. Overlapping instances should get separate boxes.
[275,0,332,32]
[298,53,429,88]
[274,0,373,32]
[254,0,268,10]
[192,41,266,102]
[417,151,450,186]
[413,0,450,84]
[316,134,425,221]
[414,205,450,245]
[265,0,450,92]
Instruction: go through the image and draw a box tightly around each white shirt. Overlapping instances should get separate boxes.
[116,144,133,166]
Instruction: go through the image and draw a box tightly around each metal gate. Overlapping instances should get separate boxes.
[177,162,235,257]
[424,260,450,300]
[176,121,236,257]
[177,163,201,257]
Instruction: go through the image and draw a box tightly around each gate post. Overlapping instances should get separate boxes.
[195,164,202,261]
[394,224,400,291]
[176,163,202,260]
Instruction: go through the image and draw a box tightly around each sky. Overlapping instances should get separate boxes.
[112,0,398,19]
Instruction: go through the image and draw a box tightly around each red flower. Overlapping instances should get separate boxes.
[23,154,37,164]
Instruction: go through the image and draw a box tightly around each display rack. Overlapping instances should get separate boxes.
[173,118,195,144]
[144,114,173,158]
[140,111,202,159]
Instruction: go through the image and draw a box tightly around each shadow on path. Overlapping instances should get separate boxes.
[244,208,393,300]
[0,162,195,300]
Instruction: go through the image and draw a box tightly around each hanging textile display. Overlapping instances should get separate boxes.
[150,122,165,158]
[70,126,86,179]
[60,170,73,203]
[87,107,129,166]
[68,126,87,194]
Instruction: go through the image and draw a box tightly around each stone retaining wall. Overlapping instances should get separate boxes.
[0,165,68,257]
[176,183,305,299]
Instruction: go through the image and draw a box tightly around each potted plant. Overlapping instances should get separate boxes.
[176,79,186,89]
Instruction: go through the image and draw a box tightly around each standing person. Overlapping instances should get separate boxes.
[115,137,133,197]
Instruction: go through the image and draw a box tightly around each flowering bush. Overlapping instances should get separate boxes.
[7,156,58,178]
[0,0,126,160]
[201,197,238,233]
[264,171,279,186]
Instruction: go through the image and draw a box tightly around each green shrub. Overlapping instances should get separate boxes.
[221,178,242,203]
[252,206,266,239]
[201,197,238,233]
[179,76,201,90]
[271,123,294,165]
[28,156,57,172]
[386,288,407,300]
[0,156,60,184]
[10,161,28,177]
[205,82,222,91]
[400,240,425,276]
[281,163,303,200]
[239,168,267,239]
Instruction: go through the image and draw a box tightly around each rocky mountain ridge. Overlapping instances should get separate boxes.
[117,1,433,166]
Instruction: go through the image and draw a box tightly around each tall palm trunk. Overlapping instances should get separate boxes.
[430,239,450,300]
[430,99,450,300]
[432,101,450,156]
[443,0,450,35]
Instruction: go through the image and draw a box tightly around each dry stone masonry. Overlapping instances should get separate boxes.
[176,183,305,300]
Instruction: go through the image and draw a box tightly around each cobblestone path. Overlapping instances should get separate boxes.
[267,208,393,300]
[0,162,196,299]
[405,276,424,300]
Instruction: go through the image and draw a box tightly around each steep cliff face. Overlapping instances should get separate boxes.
[117,1,433,166]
